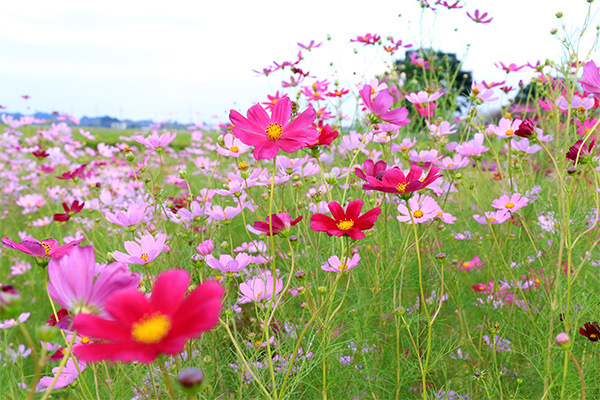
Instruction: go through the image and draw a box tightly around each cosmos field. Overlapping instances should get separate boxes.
[1,2,600,399]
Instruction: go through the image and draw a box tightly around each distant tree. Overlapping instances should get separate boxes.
[378,48,473,116]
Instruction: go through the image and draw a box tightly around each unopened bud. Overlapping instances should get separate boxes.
[555,332,570,349]
[217,135,226,147]
[0,284,21,319]
[125,152,135,162]
[295,270,306,279]
[178,368,205,394]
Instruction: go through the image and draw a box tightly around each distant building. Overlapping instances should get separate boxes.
[110,122,127,129]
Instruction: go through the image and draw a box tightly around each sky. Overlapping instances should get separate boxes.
[1,0,599,124]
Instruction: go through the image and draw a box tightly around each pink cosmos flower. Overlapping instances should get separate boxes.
[205,205,242,222]
[575,118,599,135]
[104,202,152,228]
[405,91,443,104]
[511,138,541,154]
[16,194,46,214]
[455,133,489,157]
[72,270,223,363]
[229,96,318,160]
[134,132,177,152]
[216,133,251,158]
[36,358,86,392]
[473,210,511,225]
[196,239,214,255]
[391,137,418,152]
[556,95,594,112]
[397,194,441,224]
[439,154,470,170]
[48,246,140,315]
[321,254,361,273]
[2,237,84,260]
[467,9,492,23]
[471,82,499,103]
[350,33,381,45]
[205,253,251,273]
[491,193,529,213]
[297,40,322,51]
[426,120,456,137]
[580,60,600,99]
[112,233,167,265]
[238,272,283,304]
[359,85,411,128]
[490,118,521,138]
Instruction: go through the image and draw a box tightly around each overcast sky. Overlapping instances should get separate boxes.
[1,0,598,123]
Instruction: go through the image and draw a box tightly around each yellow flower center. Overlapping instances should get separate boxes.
[473,87,480,95]
[81,336,90,344]
[337,220,354,230]
[504,113,512,119]
[238,161,248,170]
[505,202,514,209]
[41,242,51,256]
[230,146,239,153]
[447,163,454,168]
[463,262,470,268]
[413,210,424,218]
[397,183,408,193]
[437,212,443,217]
[506,130,514,136]
[338,264,348,271]
[578,105,586,112]
[131,313,171,344]
[266,123,283,140]
[141,253,149,262]
[591,333,597,339]
[489,218,497,222]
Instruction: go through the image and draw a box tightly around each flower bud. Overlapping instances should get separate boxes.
[36,325,59,342]
[217,135,226,147]
[178,169,187,179]
[555,12,563,18]
[289,235,298,242]
[196,239,214,255]
[125,152,135,162]
[295,270,306,280]
[435,253,446,261]
[0,284,21,319]
[178,368,205,394]
[555,332,570,349]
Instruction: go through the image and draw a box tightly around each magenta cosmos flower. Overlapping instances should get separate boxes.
[359,85,411,128]
[310,200,381,240]
[72,269,223,363]
[361,164,441,196]
[229,96,318,160]
[580,60,600,99]
[112,233,167,265]
[48,246,141,315]
[2,237,84,260]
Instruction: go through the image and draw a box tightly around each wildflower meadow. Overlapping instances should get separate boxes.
[2,2,600,399]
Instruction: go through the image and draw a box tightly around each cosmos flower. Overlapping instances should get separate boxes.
[104,202,153,228]
[134,132,177,152]
[566,138,596,165]
[1,237,85,260]
[361,164,441,196]
[310,200,381,240]
[205,253,252,273]
[53,200,85,222]
[455,133,490,157]
[321,253,361,272]
[36,358,86,392]
[72,269,223,363]
[580,60,600,99]
[491,193,529,213]
[196,239,214,255]
[466,9,493,23]
[112,233,167,265]
[472,210,511,225]
[579,321,600,341]
[359,85,411,128]
[396,194,441,224]
[354,159,388,182]
[47,246,140,315]
[238,272,283,304]
[56,164,87,181]
[229,96,318,160]
[253,213,303,236]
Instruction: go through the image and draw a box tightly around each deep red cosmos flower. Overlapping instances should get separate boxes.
[514,118,536,138]
[566,138,596,165]
[229,96,318,160]
[53,201,85,222]
[56,164,87,181]
[254,213,303,236]
[361,164,441,196]
[579,321,600,341]
[354,159,389,182]
[310,200,381,240]
[32,149,50,158]
[72,269,224,363]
